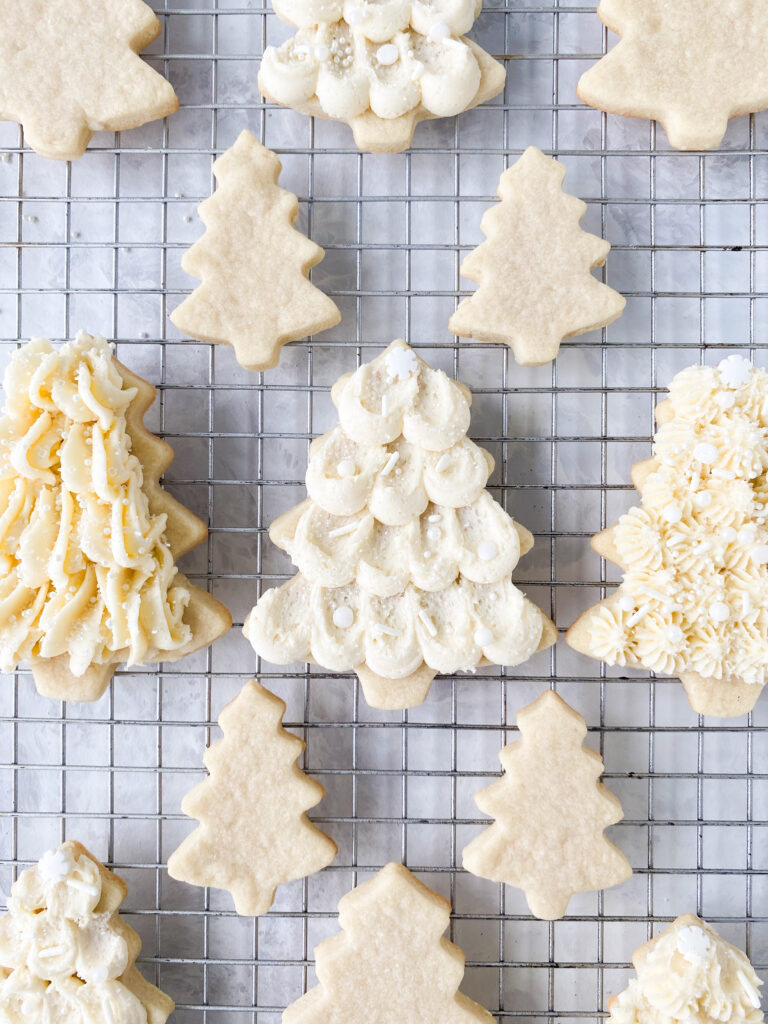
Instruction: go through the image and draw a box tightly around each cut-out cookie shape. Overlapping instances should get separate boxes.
[449,147,625,366]
[462,691,631,919]
[244,340,556,710]
[577,1,768,151]
[0,332,231,702]
[0,840,174,1023]
[258,0,506,152]
[567,356,768,718]
[608,914,763,1024]
[167,679,337,916]
[0,0,178,161]
[283,862,495,1023]
[170,131,341,372]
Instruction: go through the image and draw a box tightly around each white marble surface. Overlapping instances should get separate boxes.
[0,1,767,1021]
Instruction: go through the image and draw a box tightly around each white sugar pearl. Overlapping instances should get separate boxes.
[693,491,712,508]
[662,503,682,523]
[721,526,737,543]
[709,601,729,623]
[666,625,684,644]
[427,20,450,41]
[337,458,356,478]
[474,627,493,646]
[738,526,756,545]
[376,43,398,65]
[751,544,768,565]
[715,391,736,410]
[618,595,635,612]
[477,541,498,561]
[426,527,441,541]
[333,607,354,629]
[693,442,718,464]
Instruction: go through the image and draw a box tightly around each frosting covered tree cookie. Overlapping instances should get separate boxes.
[283,862,495,1023]
[170,131,341,373]
[0,0,178,161]
[608,915,763,1024]
[244,340,556,710]
[577,1,768,151]
[462,691,631,919]
[0,332,231,702]
[258,0,506,152]
[449,147,625,366]
[567,356,768,718]
[0,840,174,1023]
[167,679,337,916]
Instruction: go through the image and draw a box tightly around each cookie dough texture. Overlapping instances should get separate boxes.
[283,862,495,1023]
[577,0,768,150]
[567,356,768,718]
[244,340,556,710]
[0,332,231,702]
[0,0,178,161]
[608,914,763,1024]
[167,679,337,916]
[0,840,174,1023]
[171,131,341,373]
[462,691,631,919]
[449,146,625,366]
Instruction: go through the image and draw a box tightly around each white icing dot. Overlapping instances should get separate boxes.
[693,442,718,464]
[751,544,768,565]
[337,458,356,478]
[314,43,329,61]
[474,627,493,647]
[709,601,730,623]
[427,20,450,41]
[717,354,752,388]
[666,626,684,644]
[376,43,399,65]
[662,503,682,523]
[477,541,498,561]
[435,453,452,473]
[333,607,354,629]
[618,594,635,612]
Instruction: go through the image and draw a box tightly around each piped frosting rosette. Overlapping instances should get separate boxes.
[567,356,768,716]
[245,341,555,709]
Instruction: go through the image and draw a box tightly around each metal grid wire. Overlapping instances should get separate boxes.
[1,1,768,1021]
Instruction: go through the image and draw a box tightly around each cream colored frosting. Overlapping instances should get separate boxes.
[272,0,481,39]
[585,357,768,685]
[609,917,763,1024]
[0,845,147,1024]
[246,341,549,680]
[259,23,481,121]
[0,333,192,677]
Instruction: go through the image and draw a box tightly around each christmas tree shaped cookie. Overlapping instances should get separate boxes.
[0,332,231,702]
[449,147,625,366]
[170,131,341,373]
[462,691,631,919]
[0,840,174,1023]
[244,340,556,710]
[283,862,495,1023]
[577,1,768,151]
[608,915,763,1024]
[0,0,178,161]
[567,356,768,718]
[167,679,337,915]
[258,0,506,152]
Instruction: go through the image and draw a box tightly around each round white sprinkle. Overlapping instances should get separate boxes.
[337,458,356,478]
[693,442,718,464]
[662,503,682,523]
[721,526,737,543]
[477,541,498,561]
[738,526,756,546]
[427,20,450,41]
[751,544,768,565]
[314,43,329,61]
[333,607,354,629]
[618,594,635,612]
[709,601,730,623]
[715,391,736,410]
[693,490,712,508]
[474,627,493,647]
[666,625,684,644]
[376,43,398,65]
[346,6,364,24]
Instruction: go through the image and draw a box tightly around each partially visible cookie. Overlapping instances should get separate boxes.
[577,0,768,150]
[0,840,174,1023]
[0,0,178,161]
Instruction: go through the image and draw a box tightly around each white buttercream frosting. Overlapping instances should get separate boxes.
[245,341,549,680]
[0,333,192,676]
[609,915,763,1024]
[0,844,148,1024]
[585,357,768,686]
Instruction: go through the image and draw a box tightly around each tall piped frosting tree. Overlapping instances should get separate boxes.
[244,340,556,709]
[567,356,768,718]
[257,0,506,152]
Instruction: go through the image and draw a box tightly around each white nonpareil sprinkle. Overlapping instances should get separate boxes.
[618,594,635,612]
[337,458,356,478]
[693,441,718,464]
[709,601,730,623]
[737,969,762,1009]
[474,627,493,646]
[666,625,684,644]
[427,20,450,41]
[477,541,498,561]
[435,453,452,473]
[328,521,358,538]
[418,609,438,637]
[751,544,768,565]
[718,354,753,388]
[333,607,354,629]
[662,503,682,523]
[380,451,400,476]
[376,43,399,65]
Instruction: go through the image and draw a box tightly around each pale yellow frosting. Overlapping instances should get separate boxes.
[609,917,763,1024]
[0,333,192,677]
[587,356,768,685]
[0,846,147,1023]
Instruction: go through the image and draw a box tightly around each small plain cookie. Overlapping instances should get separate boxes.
[171,131,341,373]
[0,0,178,161]
[449,146,625,366]
[283,862,495,1023]
[167,679,337,916]
[577,0,768,150]
[462,691,631,919]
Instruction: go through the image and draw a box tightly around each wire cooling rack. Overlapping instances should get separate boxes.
[1,1,768,1021]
